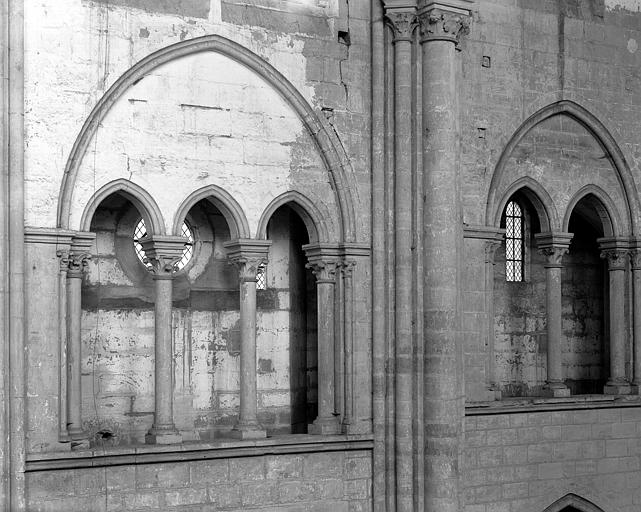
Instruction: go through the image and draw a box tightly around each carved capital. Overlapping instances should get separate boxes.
[67,252,91,275]
[386,10,417,42]
[140,236,187,277]
[224,239,272,282]
[57,249,71,273]
[538,246,569,267]
[631,249,641,270]
[341,259,357,279]
[307,258,340,283]
[601,249,629,271]
[418,7,470,45]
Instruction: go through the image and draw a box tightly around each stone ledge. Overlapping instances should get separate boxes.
[465,395,641,416]
[25,434,374,472]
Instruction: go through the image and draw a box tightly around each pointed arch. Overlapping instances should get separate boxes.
[56,34,357,242]
[79,178,166,235]
[255,191,329,244]
[563,185,622,237]
[542,493,605,512]
[173,185,250,240]
[493,176,558,233]
[486,100,639,235]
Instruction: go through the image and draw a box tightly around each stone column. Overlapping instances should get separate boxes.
[224,239,272,440]
[341,259,356,432]
[631,245,641,393]
[57,248,71,443]
[418,2,471,510]
[600,239,632,395]
[66,233,95,449]
[536,233,573,398]
[304,243,341,435]
[386,4,417,508]
[143,236,186,444]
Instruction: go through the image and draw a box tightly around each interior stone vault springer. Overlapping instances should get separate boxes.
[3,0,641,511]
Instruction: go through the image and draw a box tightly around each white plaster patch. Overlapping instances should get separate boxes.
[628,38,638,53]
[606,0,641,11]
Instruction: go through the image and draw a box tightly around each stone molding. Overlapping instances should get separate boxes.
[223,239,272,281]
[24,227,75,246]
[139,235,186,276]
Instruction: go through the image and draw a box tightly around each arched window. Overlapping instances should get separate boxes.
[505,200,525,281]
[133,218,194,271]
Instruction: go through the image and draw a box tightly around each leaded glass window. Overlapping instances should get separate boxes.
[505,201,524,282]
[256,264,266,290]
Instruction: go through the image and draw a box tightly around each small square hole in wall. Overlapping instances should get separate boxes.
[338,30,351,46]
[482,55,491,68]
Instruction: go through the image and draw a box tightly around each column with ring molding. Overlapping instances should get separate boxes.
[224,239,272,440]
[536,232,573,398]
[143,236,185,444]
[600,239,632,395]
[66,233,95,450]
[418,2,471,510]
[304,243,341,435]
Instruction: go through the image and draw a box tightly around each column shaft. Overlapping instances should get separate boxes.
[150,276,177,433]
[609,267,627,383]
[342,262,355,430]
[58,255,69,442]
[546,265,563,383]
[633,263,641,389]
[66,271,85,442]
[419,7,469,509]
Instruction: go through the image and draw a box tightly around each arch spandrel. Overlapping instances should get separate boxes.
[58,35,356,243]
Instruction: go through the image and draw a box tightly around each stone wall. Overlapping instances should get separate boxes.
[464,405,641,512]
[26,448,372,512]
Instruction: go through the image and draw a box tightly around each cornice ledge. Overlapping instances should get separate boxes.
[534,231,574,249]
[463,224,504,241]
[24,227,76,246]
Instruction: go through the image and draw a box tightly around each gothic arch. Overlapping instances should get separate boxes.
[486,100,639,235]
[493,176,558,232]
[542,493,605,512]
[56,34,356,242]
[172,185,250,240]
[563,185,623,237]
[79,178,166,235]
[255,190,328,243]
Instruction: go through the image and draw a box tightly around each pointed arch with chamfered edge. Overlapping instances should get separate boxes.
[542,493,605,512]
[493,176,558,233]
[56,34,356,242]
[255,190,329,244]
[486,100,639,235]
[79,178,166,235]
[562,185,623,238]
[172,184,250,240]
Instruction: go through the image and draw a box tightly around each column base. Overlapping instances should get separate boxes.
[309,416,340,435]
[70,438,90,451]
[146,426,182,445]
[68,427,90,450]
[604,381,632,395]
[230,423,267,440]
[542,382,571,398]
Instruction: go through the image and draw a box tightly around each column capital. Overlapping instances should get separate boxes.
[224,239,272,281]
[303,243,342,283]
[385,7,417,42]
[535,232,573,268]
[140,235,186,277]
[67,232,96,275]
[417,1,472,45]
[598,237,630,270]
[628,238,641,269]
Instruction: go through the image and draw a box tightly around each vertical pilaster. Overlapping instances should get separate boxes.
[418,2,471,510]
[66,233,95,449]
[143,236,185,444]
[304,243,341,435]
[536,233,573,397]
[341,259,356,432]
[600,239,632,395]
[631,246,641,392]
[224,239,272,440]
[386,4,417,510]
[56,249,71,443]
[483,236,503,399]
